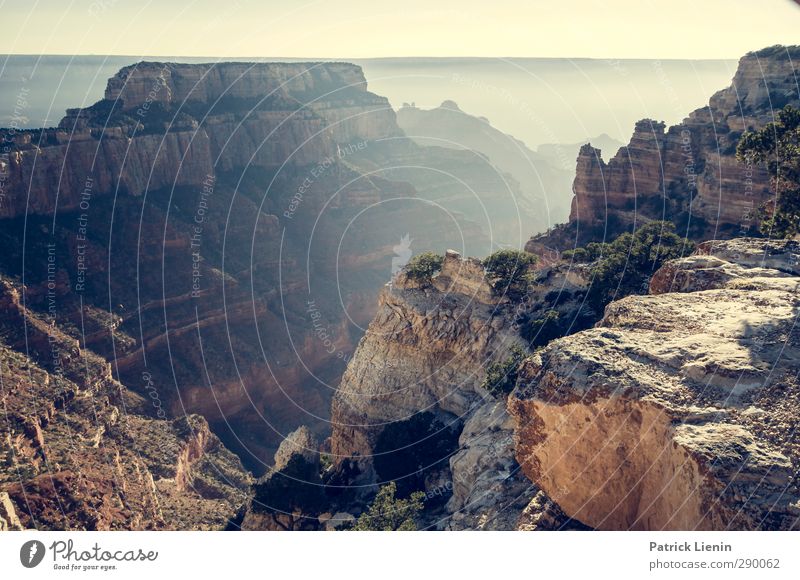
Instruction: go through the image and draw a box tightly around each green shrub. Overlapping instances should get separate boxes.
[482,344,527,398]
[319,453,332,475]
[519,309,563,347]
[482,249,537,299]
[404,252,444,286]
[737,105,800,238]
[581,221,694,312]
[353,482,425,531]
[562,241,605,263]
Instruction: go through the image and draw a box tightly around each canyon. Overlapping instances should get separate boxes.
[2,46,800,530]
[0,60,532,528]
[325,47,800,530]
[0,60,519,477]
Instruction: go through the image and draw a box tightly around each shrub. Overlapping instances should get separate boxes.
[737,105,800,238]
[319,453,332,475]
[581,221,694,311]
[353,482,425,531]
[562,241,605,263]
[519,309,563,347]
[482,344,527,398]
[404,252,444,286]
[482,249,537,299]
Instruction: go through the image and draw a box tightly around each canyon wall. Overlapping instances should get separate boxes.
[0,278,251,530]
[0,61,397,219]
[528,46,799,254]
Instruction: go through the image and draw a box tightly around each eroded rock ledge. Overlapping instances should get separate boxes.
[510,238,800,530]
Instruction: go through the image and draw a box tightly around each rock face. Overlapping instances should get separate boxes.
[104,62,369,113]
[0,278,251,530]
[0,492,23,531]
[330,250,519,468]
[510,238,800,530]
[528,46,800,254]
[443,399,537,530]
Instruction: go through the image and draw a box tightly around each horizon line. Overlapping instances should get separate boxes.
[0,53,742,62]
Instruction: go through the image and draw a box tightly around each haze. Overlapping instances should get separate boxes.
[2,0,799,59]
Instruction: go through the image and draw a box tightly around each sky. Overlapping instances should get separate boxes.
[1,0,799,59]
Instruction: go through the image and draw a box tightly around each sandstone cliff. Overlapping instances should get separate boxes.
[510,238,800,530]
[528,45,800,255]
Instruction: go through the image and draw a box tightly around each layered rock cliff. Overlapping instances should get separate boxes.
[528,45,800,255]
[0,61,397,219]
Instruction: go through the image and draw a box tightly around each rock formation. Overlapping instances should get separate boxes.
[330,249,520,467]
[527,46,800,255]
[330,249,592,529]
[0,492,23,531]
[241,426,325,531]
[510,238,800,530]
[331,233,800,530]
[0,62,398,219]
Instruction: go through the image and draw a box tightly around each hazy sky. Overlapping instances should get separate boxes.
[2,0,799,59]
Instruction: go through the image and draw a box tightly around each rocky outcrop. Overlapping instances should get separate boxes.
[0,492,23,531]
[510,238,800,530]
[528,45,800,254]
[241,426,324,531]
[330,250,520,468]
[443,399,537,530]
[330,249,593,529]
[536,133,625,176]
